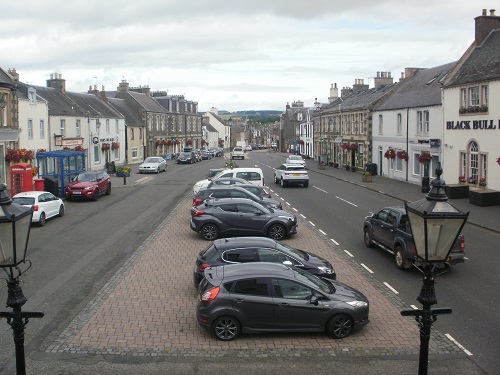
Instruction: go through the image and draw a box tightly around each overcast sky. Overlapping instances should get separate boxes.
[1,1,496,112]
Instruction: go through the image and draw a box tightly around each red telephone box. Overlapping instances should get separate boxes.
[10,163,34,197]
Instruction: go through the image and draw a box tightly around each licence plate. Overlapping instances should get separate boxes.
[292,174,302,176]
[73,192,82,195]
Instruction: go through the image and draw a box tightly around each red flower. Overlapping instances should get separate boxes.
[397,150,408,161]
[418,151,432,164]
[341,144,347,150]
[384,148,396,159]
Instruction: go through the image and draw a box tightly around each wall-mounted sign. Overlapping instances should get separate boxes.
[446,120,498,130]
[93,137,99,144]
[430,139,441,148]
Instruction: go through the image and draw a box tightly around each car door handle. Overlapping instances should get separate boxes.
[234,299,245,303]
[279,303,290,306]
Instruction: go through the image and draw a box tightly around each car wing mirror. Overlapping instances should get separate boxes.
[309,295,319,306]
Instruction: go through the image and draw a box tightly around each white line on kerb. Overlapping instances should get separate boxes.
[344,250,354,257]
[300,214,306,219]
[285,202,290,206]
[383,282,399,294]
[309,221,316,226]
[360,264,374,273]
[410,305,418,310]
[313,186,328,193]
[335,196,358,207]
[330,238,339,246]
[280,197,285,201]
[445,334,473,356]
[319,229,327,235]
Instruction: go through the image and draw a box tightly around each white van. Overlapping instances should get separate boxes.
[193,167,265,195]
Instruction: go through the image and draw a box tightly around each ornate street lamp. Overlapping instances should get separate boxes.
[401,163,469,375]
[0,183,44,375]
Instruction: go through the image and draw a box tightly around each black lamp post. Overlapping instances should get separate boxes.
[401,163,469,375]
[0,183,44,375]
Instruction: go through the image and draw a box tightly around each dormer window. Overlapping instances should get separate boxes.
[28,87,36,104]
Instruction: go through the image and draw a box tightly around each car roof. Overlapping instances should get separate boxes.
[206,197,264,207]
[204,262,294,283]
[13,191,49,198]
[281,163,306,169]
[214,236,277,250]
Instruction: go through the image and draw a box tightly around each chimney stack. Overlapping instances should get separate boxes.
[46,72,66,94]
[475,9,500,45]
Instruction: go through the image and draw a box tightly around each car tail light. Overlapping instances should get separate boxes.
[33,205,39,211]
[411,246,416,256]
[193,198,203,206]
[197,263,211,272]
[191,209,205,217]
[201,286,220,301]
[460,236,465,253]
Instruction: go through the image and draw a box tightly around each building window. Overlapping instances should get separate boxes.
[115,119,119,133]
[481,85,488,108]
[106,119,110,134]
[395,149,403,172]
[460,152,466,176]
[481,154,487,180]
[27,119,33,139]
[358,144,364,168]
[139,128,143,139]
[417,111,423,134]
[378,115,383,134]
[469,87,479,107]
[430,155,439,178]
[60,119,66,137]
[114,147,119,160]
[469,141,478,180]
[131,147,138,159]
[423,111,429,134]
[76,119,81,137]
[130,128,135,140]
[397,113,402,135]
[460,88,467,108]
[39,119,45,139]
[413,153,421,175]
[93,144,100,163]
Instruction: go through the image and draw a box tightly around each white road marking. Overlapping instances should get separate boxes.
[280,197,285,201]
[330,238,339,246]
[292,207,298,212]
[383,282,399,294]
[410,305,418,310]
[360,263,374,273]
[285,202,290,206]
[319,229,327,235]
[335,196,358,207]
[344,250,354,257]
[136,177,153,184]
[445,334,473,356]
[313,186,328,193]
[309,221,316,226]
[300,214,306,219]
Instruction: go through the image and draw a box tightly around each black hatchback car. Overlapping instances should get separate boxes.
[193,236,336,286]
[197,262,369,341]
[192,186,282,210]
[190,198,298,241]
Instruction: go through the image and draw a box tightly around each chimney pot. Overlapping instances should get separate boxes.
[483,9,487,16]
[490,9,495,16]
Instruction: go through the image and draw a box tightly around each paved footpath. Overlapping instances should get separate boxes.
[23,188,485,374]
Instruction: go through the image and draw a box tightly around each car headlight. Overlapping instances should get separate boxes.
[317,266,333,274]
[345,301,368,307]
[84,186,93,190]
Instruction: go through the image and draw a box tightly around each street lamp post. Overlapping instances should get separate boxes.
[0,183,44,375]
[401,163,469,375]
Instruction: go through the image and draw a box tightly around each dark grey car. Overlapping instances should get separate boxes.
[192,186,282,209]
[193,236,336,286]
[190,198,298,241]
[196,262,369,341]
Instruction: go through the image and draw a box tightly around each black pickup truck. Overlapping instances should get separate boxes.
[363,206,465,270]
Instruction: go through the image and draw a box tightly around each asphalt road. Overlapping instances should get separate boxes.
[250,151,499,375]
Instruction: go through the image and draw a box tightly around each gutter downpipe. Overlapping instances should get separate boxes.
[406,108,409,182]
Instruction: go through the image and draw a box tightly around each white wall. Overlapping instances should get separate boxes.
[18,97,50,152]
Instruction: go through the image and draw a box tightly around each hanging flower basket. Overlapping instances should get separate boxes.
[397,150,408,161]
[155,140,162,147]
[37,148,47,153]
[186,139,193,145]
[31,166,38,177]
[167,140,173,146]
[341,144,347,150]
[5,148,35,163]
[63,147,71,150]
[458,176,466,183]
[74,145,85,152]
[201,139,207,145]
[418,151,432,164]
[348,143,357,151]
[298,140,304,144]
[101,143,110,151]
[111,142,119,150]
[496,157,500,166]
[384,148,396,159]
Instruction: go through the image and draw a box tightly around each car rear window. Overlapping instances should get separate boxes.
[235,172,262,181]
[12,197,36,205]
[200,244,218,260]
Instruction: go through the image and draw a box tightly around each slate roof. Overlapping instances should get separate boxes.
[108,97,144,127]
[324,83,397,112]
[117,91,167,113]
[205,123,217,132]
[446,28,500,87]
[0,68,15,86]
[375,62,457,111]
[66,92,123,119]
[285,107,315,120]
[208,112,230,126]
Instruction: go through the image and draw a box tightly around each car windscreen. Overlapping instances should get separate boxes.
[275,242,309,261]
[12,197,35,205]
[292,266,334,294]
[76,173,97,182]
[179,152,192,157]
[144,157,159,163]
[287,166,305,171]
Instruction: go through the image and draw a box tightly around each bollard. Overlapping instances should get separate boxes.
[123,175,127,185]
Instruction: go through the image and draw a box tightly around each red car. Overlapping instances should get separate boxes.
[65,171,111,201]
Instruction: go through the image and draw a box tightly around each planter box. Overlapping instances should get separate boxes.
[444,184,469,199]
[319,165,326,170]
[469,189,500,207]
[362,175,372,183]
[116,171,131,177]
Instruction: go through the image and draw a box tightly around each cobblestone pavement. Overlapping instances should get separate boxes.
[45,193,465,360]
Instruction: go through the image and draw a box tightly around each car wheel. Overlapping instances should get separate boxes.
[93,189,100,201]
[268,223,286,240]
[105,184,111,195]
[395,245,409,270]
[201,223,219,240]
[211,316,241,341]
[280,178,286,187]
[38,212,46,227]
[363,227,373,247]
[327,314,353,339]
[156,167,160,174]
[58,205,65,217]
[274,175,279,184]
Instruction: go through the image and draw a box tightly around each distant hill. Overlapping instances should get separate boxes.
[220,110,282,124]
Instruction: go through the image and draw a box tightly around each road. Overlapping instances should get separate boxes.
[249,150,499,375]
[0,152,496,374]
